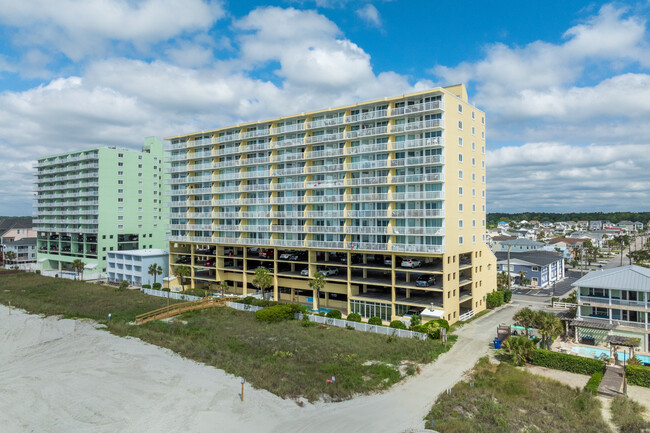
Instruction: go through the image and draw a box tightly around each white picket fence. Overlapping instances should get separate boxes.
[140,288,202,302]
[459,309,475,322]
[296,313,428,340]
[552,301,578,309]
[226,302,264,312]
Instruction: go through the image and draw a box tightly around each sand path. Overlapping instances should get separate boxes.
[0,303,515,433]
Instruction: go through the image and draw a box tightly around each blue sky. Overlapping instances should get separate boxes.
[1,0,649,215]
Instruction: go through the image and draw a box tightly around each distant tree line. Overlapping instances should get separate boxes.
[487,212,650,228]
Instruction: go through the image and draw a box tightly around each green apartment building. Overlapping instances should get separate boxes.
[34,137,168,277]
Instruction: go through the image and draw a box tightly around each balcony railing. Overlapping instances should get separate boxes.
[391,243,444,253]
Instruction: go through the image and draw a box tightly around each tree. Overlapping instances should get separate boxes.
[4,251,16,265]
[71,259,85,280]
[497,271,509,289]
[308,271,326,312]
[148,263,163,286]
[501,335,536,366]
[173,265,190,291]
[252,267,273,300]
[518,270,527,286]
[536,311,563,350]
[216,281,229,298]
[513,307,536,337]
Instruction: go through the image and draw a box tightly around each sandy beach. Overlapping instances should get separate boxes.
[0,303,516,433]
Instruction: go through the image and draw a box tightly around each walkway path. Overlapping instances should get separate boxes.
[0,303,517,433]
[599,365,624,397]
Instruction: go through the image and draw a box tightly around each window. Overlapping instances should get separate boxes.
[138,164,142,169]
[458,220,463,229]
[118,171,123,176]
[458,153,463,162]
[118,215,123,221]
[138,155,142,160]
[138,173,142,177]
[472,158,476,167]
[458,137,463,147]
[138,190,142,195]
[118,162,123,167]
[472,111,475,120]
[138,224,143,229]
[481,146,485,154]
[138,181,143,186]
[118,189,123,194]
[118,224,124,230]
[532,266,539,271]
[482,175,486,184]
[458,203,463,212]
[153,166,157,170]
[102,235,106,239]
[118,207,124,212]
[482,190,485,198]
[482,219,486,227]
[118,153,123,158]
[472,142,476,151]
[482,161,485,168]
[472,126,475,135]
[118,198,123,203]
[458,186,463,196]
[472,173,476,182]
[458,170,463,179]
[481,131,485,139]
[458,103,463,113]
[481,116,485,124]
[459,236,464,245]
[472,235,476,243]
[118,180,123,185]
[458,120,463,130]
[472,204,476,212]
[138,216,142,220]
[472,188,476,197]
[138,207,143,212]
[138,198,142,203]
[472,219,476,228]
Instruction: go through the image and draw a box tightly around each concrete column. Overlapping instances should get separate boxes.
[609,289,612,306]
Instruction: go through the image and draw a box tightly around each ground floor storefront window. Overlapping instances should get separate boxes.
[350,299,392,321]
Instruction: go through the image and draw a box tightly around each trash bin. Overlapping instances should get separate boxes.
[493,339,502,349]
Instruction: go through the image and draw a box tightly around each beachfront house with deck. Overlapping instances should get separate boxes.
[573,265,650,352]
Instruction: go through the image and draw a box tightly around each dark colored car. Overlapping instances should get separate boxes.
[177,256,191,264]
[415,274,436,287]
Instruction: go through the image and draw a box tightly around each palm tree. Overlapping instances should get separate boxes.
[148,263,163,286]
[518,270,527,286]
[216,281,229,298]
[71,259,85,280]
[308,271,326,312]
[513,307,536,337]
[173,265,190,291]
[4,251,16,266]
[536,311,563,349]
[501,335,536,365]
[252,267,273,300]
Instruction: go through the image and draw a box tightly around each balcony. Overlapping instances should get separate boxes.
[390,100,443,116]
[303,148,344,159]
[347,242,388,251]
[307,240,345,249]
[346,193,389,202]
[345,126,388,139]
[344,160,389,171]
[391,191,443,201]
[392,244,443,254]
[580,296,647,308]
[390,119,443,133]
[345,226,388,235]
[346,143,388,155]
[304,195,341,204]
[271,182,305,191]
[271,211,306,218]
[305,211,345,218]
[391,173,444,184]
[305,226,343,233]
[345,210,387,218]
[271,225,305,233]
[390,155,444,167]
[345,177,389,187]
[392,137,444,151]
[390,209,444,218]
[391,227,444,236]
[271,196,305,204]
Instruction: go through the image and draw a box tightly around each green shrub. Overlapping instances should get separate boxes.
[486,290,505,309]
[240,296,256,305]
[390,320,407,329]
[584,371,603,395]
[627,355,642,365]
[251,298,276,308]
[255,304,294,323]
[142,284,151,289]
[118,280,129,291]
[410,314,421,327]
[152,283,161,290]
[326,309,342,319]
[626,365,650,387]
[162,288,170,292]
[435,318,450,332]
[530,349,604,375]
[411,324,427,334]
[35,270,41,275]
[346,313,362,322]
[368,316,383,326]
[501,335,536,365]
[500,289,512,303]
[424,320,441,339]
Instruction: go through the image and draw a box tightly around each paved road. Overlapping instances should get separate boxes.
[604,236,644,269]
[512,271,580,298]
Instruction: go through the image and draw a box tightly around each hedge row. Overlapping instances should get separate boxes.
[626,365,650,388]
[584,371,604,394]
[529,349,604,375]
[486,289,512,309]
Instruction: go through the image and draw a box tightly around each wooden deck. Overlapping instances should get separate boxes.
[135,296,239,325]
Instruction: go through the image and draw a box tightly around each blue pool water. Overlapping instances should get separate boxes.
[571,346,650,364]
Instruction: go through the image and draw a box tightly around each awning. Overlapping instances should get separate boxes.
[571,319,614,330]
[421,308,445,319]
[84,263,97,269]
[163,276,175,281]
[38,258,47,263]
[605,335,640,347]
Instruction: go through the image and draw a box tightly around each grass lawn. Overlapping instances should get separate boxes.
[0,273,454,401]
[425,357,612,433]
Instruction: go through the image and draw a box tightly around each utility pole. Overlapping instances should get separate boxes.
[629,238,633,266]
[507,244,512,290]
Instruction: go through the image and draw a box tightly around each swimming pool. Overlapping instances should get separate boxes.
[571,346,650,364]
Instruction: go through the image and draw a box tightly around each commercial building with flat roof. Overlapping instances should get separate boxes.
[164,84,496,324]
[107,249,169,286]
[34,137,168,277]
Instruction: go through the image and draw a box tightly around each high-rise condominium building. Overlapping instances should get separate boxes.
[34,137,167,277]
[165,84,496,324]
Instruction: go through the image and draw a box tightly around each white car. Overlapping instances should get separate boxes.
[318,267,339,276]
[279,251,294,260]
[300,268,309,276]
[401,258,422,268]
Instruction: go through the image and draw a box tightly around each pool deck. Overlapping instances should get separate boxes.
[550,340,650,363]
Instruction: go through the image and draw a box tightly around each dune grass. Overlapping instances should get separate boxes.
[0,273,454,401]
[425,357,612,433]
[610,396,650,433]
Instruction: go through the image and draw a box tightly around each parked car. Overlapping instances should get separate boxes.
[289,252,307,261]
[202,261,214,267]
[300,267,310,276]
[177,256,191,264]
[318,267,339,276]
[341,254,361,265]
[247,248,260,256]
[259,249,274,259]
[415,274,436,287]
[401,258,422,268]
[223,247,234,255]
[279,251,294,260]
[256,264,274,272]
